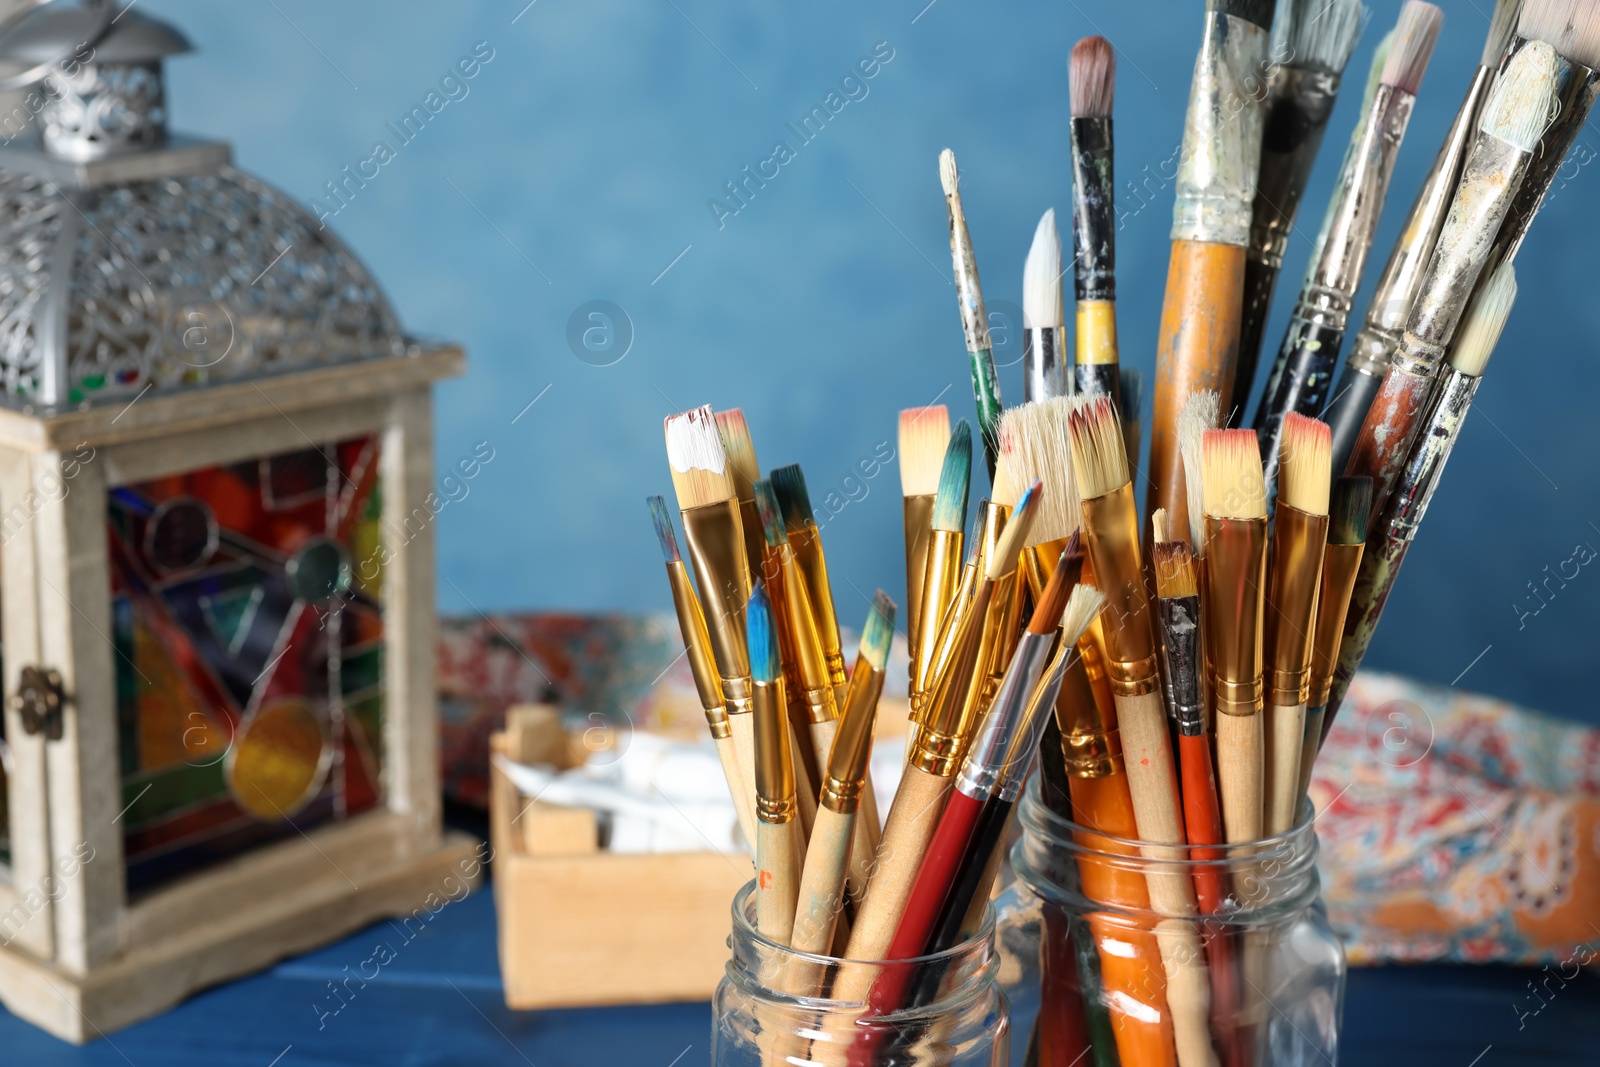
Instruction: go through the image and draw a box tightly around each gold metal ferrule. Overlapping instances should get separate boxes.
[1079,484,1159,696]
[1308,540,1365,708]
[911,528,963,703]
[736,498,765,593]
[903,494,936,668]
[1055,654,1121,780]
[679,499,753,717]
[1022,539,1068,600]
[665,561,728,737]
[915,559,978,725]
[752,678,796,824]
[972,501,1009,583]
[912,581,996,776]
[1265,504,1329,706]
[765,542,839,725]
[1203,514,1268,718]
[819,658,884,814]
[789,520,848,699]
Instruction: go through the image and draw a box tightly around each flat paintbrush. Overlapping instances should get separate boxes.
[900,405,952,682]
[716,408,765,591]
[748,581,800,945]
[1024,209,1068,402]
[940,149,1004,481]
[1069,36,1119,405]
[1300,474,1371,795]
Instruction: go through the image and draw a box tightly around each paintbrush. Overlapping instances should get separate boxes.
[1255,3,1441,493]
[791,592,894,956]
[647,495,759,855]
[748,581,800,946]
[1329,263,1517,725]
[1201,428,1269,845]
[1325,0,1522,475]
[900,405,952,680]
[1264,414,1332,835]
[940,149,1004,481]
[1147,0,1275,539]
[1299,475,1371,796]
[910,420,973,719]
[1232,0,1368,423]
[1069,36,1119,406]
[1024,209,1068,402]
[717,408,766,590]
[770,465,849,707]
[1343,39,1558,521]
[664,405,758,831]
[1178,389,1222,556]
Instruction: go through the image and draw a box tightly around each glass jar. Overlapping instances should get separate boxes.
[994,783,1343,1067]
[712,880,1011,1066]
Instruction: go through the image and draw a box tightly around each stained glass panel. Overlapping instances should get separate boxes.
[109,435,385,894]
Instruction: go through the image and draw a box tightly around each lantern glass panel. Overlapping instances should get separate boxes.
[108,435,385,894]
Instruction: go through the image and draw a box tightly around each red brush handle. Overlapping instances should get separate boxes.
[1179,732,1249,1067]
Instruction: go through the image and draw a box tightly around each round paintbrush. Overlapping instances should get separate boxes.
[1069,36,1120,407]
[900,405,952,678]
[1024,209,1068,402]
[940,149,1003,481]
[747,581,800,946]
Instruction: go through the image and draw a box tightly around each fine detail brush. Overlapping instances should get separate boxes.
[647,495,759,854]
[1325,0,1521,474]
[1329,263,1516,726]
[1263,414,1332,835]
[1147,0,1275,539]
[1024,209,1069,402]
[1069,36,1120,405]
[1254,3,1441,493]
[748,581,800,945]
[1232,0,1367,422]
[940,148,1004,480]
[716,408,766,590]
[910,420,973,719]
[1299,475,1372,797]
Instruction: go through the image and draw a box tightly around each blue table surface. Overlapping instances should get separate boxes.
[2,884,1594,1066]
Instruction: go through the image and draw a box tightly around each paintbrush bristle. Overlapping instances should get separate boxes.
[1519,0,1600,70]
[1059,583,1108,648]
[752,479,787,549]
[988,480,1043,582]
[1068,396,1129,500]
[1023,209,1064,329]
[1485,0,1523,67]
[1153,540,1199,599]
[996,397,1084,545]
[768,464,814,534]
[1070,36,1116,118]
[664,405,735,509]
[899,406,952,498]
[746,582,779,683]
[1202,429,1267,520]
[1284,0,1366,74]
[939,147,960,199]
[1329,475,1373,544]
[1360,29,1395,112]
[1381,2,1442,93]
[715,408,759,502]
[1278,413,1333,517]
[1152,507,1170,545]
[1178,390,1221,552]
[859,591,897,671]
[1451,262,1517,376]
[1481,39,1563,151]
[648,495,680,563]
[1210,0,1275,31]
[932,420,973,533]
[1026,548,1077,634]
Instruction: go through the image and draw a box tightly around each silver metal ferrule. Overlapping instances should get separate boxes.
[1171,10,1271,246]
[1385,368,1481,544]
[996,643,1075,802]
[1023,325,1067,402]
[1344,323,1399,377]
[954,630,1054,800]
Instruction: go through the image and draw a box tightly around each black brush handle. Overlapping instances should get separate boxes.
[1255,315,1346,489]
[1324,362,1384,477]
[1230,254,1280,425]
[1075,363,1120,407]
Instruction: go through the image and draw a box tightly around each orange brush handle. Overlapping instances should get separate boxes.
[1147,239,1247,541]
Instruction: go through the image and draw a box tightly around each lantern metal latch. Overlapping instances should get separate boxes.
[13,666,65,740]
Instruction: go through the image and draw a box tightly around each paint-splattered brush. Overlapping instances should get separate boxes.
[940,149,1003,481]
[1069,36,1120,406]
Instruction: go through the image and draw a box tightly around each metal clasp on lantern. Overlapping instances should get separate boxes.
[13,665,66,739]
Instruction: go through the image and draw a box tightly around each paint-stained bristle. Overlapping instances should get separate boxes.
[990,434,1019,509]
[1451,263,1517,376]
[648,495,680,563]
[1519,0,1600,70]
[1178,390,1221,551]
[1059,583,1108,647]
[752,480,787,549]
[715,408,759,501]
[1381,2,1442,93]
[1202,429,1268,520]
[1286,0,1366,74]
[1485,0,1522,67]
[1153,540,1199,600]
[859,591,897,670]
[1068,397,1130,500]
[899,406,952,497]
[769,464,815,534]
[988,480,1043,582]
[746,582,779,683]
[932,420,974,533]
[938,147,960,199]
[1023,209,1063,329]
[664,405,735,509]
[1278,414,1333,516]
[1152,507,1170,545]
[997,397,1085,545]
[1360,30,1395,112]
[1480,39,1563,151]
[1329,476,1373,545]
[1069,36,1116,118]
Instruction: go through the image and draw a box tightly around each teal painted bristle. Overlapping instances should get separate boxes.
[933,420,973,533]
[769,464,814,532]
[647,495,679,563]
[753,479,787,548]
[859,590,897,671]
[746,582,780,683]
[1330,476,1373,545]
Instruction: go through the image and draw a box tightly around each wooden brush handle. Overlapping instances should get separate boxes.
[1157,919,1221,1067]
[756,818,801,947]
[728,712,761,846]
[1112,690,1195,917]
[790,805,854,958]
[716,734,759,859]
[808,718,880,909]
[1214,711,1264,844]
[789,725,817,846]
[1297,706,1326,801]
[842,764,953,961]
[1265,701,1306,835]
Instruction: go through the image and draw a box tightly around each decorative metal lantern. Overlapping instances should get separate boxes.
[0,2,477,1041]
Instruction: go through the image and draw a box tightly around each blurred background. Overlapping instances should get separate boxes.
[113,0,1600,722]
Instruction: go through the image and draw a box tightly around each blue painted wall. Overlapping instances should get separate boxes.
[140,0,1600,722]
